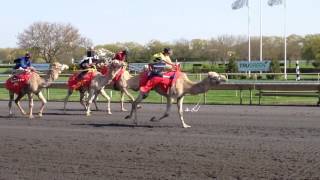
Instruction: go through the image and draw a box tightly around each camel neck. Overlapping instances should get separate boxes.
[43,69,59,86]
[186,79,210,95]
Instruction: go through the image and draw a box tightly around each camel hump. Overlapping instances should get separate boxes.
[208,72,219,78]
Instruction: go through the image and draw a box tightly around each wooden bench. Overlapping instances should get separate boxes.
[256,90,320,105]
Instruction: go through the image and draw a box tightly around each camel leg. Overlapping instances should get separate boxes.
[121,88,141,111]
[15,93,27,115]
[63,89,73,112]
[150,97,172,122]
[125,92,145,125]
[99,89,112,114]
[177,96,191,128]
[86,89,98,116]
[93,93,100,111]
[8,91,14,116]
[27,93,34,119]
[37,91,47,117]
[120,90,127,111]
[80,90,87,110]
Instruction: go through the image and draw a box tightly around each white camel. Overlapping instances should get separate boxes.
[85,60,127,116]
[125,71,227,128]
[63,48,115,112]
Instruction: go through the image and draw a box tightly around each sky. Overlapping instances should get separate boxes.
[0,0,319,48]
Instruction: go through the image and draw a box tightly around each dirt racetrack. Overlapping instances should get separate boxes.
[1,101,320,179]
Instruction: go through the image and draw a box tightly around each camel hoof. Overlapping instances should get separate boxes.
[38,113,43,117]
[183,124,191,128]
[159,114,169,121]
[21,112,27,115]
[107,112,112,115]
[137,105,142,109]
[29,115,34,119]
[121,108,128,112]
[125,115,131,119]
[150,117,159,122]
[86,112,91,116]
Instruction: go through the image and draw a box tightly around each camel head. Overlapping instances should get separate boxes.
[48,62,69,80]
[96,48,115,63]
[50,62,69,72]
[207,72,227,85]
[110,60,127,69]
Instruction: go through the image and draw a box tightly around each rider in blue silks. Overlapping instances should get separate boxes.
[14,52,32,70]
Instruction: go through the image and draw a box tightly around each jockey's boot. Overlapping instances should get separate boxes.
[77,71,88,80]
[141,92,148,99]
[11,75,19,83]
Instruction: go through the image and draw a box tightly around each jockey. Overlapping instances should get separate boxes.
[13,52,35,75]
[151,48,174,75]
[109,49,129,85]
[113,49,128,62]
[140,48,175,97]
[14,52,32,70]
[153,48,173,67]
[77,46,98,80]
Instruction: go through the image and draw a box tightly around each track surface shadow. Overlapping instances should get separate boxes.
[72,123,173,128]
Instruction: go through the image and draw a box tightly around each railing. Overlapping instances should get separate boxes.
[1,80,319,105]
[1,72,320,80]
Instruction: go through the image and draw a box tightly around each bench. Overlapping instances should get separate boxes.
[256,90,320,105]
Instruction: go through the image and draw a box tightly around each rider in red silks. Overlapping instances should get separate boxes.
[111,49,129,84]
[113,49,128,62]
[139,48,178,98]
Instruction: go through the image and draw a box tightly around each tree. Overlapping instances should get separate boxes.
[226,55,238,79]
[287,34,303,67]
[173,39,190,62]
[267,59,281,80]
[302,34,320,67]
[17,22,92,63]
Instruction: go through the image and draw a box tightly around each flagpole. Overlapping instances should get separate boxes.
[248,0,251,76]
[260,0,263,62]
[284,0,287,80]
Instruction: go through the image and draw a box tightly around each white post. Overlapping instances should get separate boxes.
[284,0,287,80]
[296,60,300,81]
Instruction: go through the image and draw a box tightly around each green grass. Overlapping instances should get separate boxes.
[1,66,319,105]
[0,87,318,106]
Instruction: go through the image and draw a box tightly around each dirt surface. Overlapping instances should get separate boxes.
[1,101,320,179]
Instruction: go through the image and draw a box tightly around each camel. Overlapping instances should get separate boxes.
[63,64,110,113]
[63,48,143,113]
[63,67,141,114]
[7,62,69,118]
[104,70,141,111]
[125,71,227,128]
[85,60,128,116]
[63,48,113,112]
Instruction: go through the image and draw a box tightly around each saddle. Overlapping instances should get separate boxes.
[139,70,181,93]
[5,71,32,94]
[67,69,97,90]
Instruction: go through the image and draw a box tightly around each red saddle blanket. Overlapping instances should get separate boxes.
[113,67,125,82]
[139,70,181,93]
[67,71,97,90]
[67,67,125,90]
[98,66,109,75]
[5,72,32,94]
[99,66,125,83]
